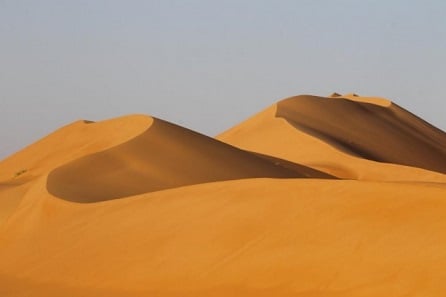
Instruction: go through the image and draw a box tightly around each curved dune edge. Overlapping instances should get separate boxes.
[330,92,392,107]
[218,94,446,181]
[276,95,446,173]
[340,93,392,107]
[0,114,155,180]
[46,117,333,203]
[1,178,446,296]
[0,115,155,223]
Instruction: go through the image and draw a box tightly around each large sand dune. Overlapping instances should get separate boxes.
[0,115,152,223]
[0,115,154,182]
[47,116,330,203]
[218,94,446,181]
[0,93,446,296]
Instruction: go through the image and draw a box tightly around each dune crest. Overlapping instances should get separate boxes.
[0,114,154,183]
[218,94,446,180]
[0,115,155,223]
[339,93,392,107]
[276,95,446,172]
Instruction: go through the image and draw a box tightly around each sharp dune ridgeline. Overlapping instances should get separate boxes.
[218,94,446,181]
[1,94,446,296]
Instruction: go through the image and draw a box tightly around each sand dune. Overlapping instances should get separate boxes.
[218,94,446,181]
[0,93,446,296]
[276,95,446,172]
[0,115,155,223]
[0,115,153,183]
[47,116,330,202]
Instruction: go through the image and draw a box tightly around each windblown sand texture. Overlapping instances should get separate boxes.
[1,94,446,296]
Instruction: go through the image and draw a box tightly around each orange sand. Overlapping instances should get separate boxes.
[0,94,445,296]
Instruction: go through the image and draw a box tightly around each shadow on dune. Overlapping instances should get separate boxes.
[47,117,333,203]
[275,96,446,174]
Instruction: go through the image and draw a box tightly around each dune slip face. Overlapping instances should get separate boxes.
[276,95,446,173]
[1,93,446,297]
[46,116,332,203]
[218,94,446,181]
[0,115,154,223]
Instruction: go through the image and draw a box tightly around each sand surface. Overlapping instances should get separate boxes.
[218,95,446,181]
[1,94,445,296]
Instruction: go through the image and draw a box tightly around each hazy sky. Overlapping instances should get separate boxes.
[1,0,446,159]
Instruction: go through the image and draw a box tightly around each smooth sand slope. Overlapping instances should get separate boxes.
[47,116,330,202]
[1,178,446,296]
[0,115,154,182]
[0,115,153,223]
[0,93,446,297]
[218,94,446,181]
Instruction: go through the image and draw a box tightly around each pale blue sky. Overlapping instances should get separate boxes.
[1,0,446,158]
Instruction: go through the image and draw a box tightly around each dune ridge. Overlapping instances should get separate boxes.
[277,95,446,172]
[218,94,446,180]
[0,115,155,223]
[338,93,392,106]
[0,115,156,181]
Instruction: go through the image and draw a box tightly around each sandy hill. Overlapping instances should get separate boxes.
[46,116,330,203]
[0,115,154,182]
[0,93,446,297]
[0,115,153,223]
[218,94,446,181]
[0,114,330,212]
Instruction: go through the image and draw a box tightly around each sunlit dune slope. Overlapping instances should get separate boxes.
[0,115,154,183]
[1,178,446,296]
[0,115,154,223]
[47,116,331,202]
[218,94,446,180]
